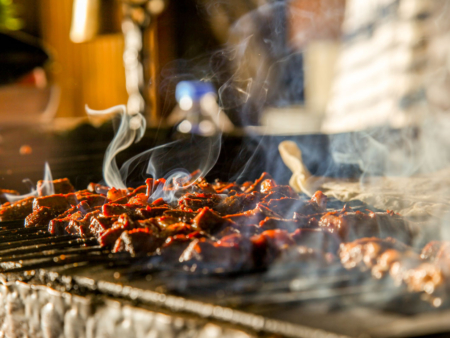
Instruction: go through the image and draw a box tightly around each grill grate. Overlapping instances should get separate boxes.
[0,198,447,338]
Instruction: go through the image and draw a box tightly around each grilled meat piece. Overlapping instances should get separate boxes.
[87,182,109,194]
[33,194,77,212]
[225,204,282,225]
[163,210,197,223]
[135,206,170,219]
[178,193,225,212]
[264,198,305,218]
[180,234,254,271]
[98,214,140,246]
[102,203,139,218]
[368,211,412,245]
[291,228,341,254]
[66,210,101,237]
[0,196,34,221]
[25,194,81,227]
[244,172,273,193]
[320,207,413,243]
[339,237,409,272]
[251,230,297,267]
[90,216,118,236]
[191,207,236,234]
[161,223,196,238]
[319,210,379,241]
[37,178,75,196]
[114,228,161,255]
[25,206,54,228]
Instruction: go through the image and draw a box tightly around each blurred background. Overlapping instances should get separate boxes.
[0,0,345,129]
[1,0,447,190]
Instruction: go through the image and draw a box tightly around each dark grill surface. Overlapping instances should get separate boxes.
[0,199,449,338]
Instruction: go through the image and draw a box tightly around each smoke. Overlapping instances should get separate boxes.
[4,162,54,202]
[86,105,146,189]
[118,125,221,202]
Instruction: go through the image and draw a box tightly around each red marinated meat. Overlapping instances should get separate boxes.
[49,219,71,235]
[98,214,138,246]
[78,195,107,208]
[87,182,109,194]
[0,196,34,221]
[113,228,161,255]
[259,216,318,232]
[102,203,139,217]
[180,234,254,270]
[178,193,224,212]
[161,222,195,238]
[244,172,272,193]
[135,206,170,219]
[37,178,75,196]
[339,237,409,271]
[368,211,412,245]
[191,207,236,234]
[65,210,100,237]
[225,204,282,225]
[319,210,379,241]
[251,229,296,267]
[33,194,77,212]
[146,178,166,197]
[163,210,197,223]
[25,206,54,228]
[265,198,308,218]
[291,228,341,254]
[90,216,118,236]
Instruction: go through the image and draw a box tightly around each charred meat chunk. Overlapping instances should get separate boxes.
[65,210,100,237]
[291,228,341,254]
[191,207,236,234]
[225,204,282,226]
[87,183,109,195]
[135,206,170,219]
[90,216,118,236]
[265,198,307,218]
[368,211,412,245]
[251,230,296,267]
[0,196,34,221]
[319,210,379,241]
[180,234,254,271]
[113,228,161,255]
[163,210,197,223]
[244,172,273,193]
[339,237,409,272]
[25,206,54,228]
[37,178,75,196]
[98,214,138,247]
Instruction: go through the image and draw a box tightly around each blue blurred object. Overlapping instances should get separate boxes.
[175,81,215,102]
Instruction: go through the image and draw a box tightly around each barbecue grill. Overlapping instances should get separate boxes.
[0,170,449,338]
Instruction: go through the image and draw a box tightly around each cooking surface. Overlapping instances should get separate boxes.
[0,196,447,338]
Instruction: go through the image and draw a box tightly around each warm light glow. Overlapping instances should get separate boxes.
[199,120,215,136]
[147,0,165,15]
[178,120,192,133]
[70,0,99,43]
[179,96,193,111]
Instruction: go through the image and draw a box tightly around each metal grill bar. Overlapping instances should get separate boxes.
[0,237,97,258]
